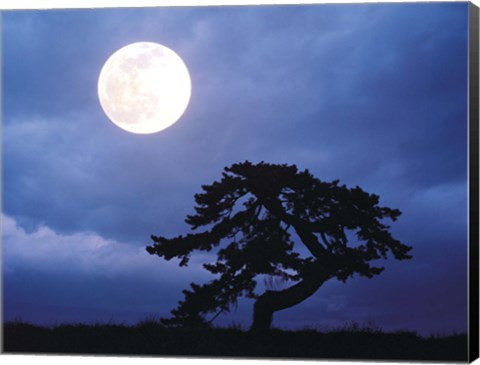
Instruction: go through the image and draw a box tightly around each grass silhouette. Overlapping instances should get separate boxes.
[3,319,467,361]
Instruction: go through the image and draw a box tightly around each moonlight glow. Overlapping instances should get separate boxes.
[98,42,191,134]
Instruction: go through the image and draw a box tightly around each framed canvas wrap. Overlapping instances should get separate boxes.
[1,1,479,362]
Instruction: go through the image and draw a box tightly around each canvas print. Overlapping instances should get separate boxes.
[1,1,479,362]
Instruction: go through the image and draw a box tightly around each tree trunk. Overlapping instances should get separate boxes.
[250,271,329,331]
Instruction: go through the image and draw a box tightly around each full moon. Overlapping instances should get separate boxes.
[98,42,191,134]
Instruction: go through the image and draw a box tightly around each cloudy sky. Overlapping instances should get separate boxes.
[2,3,470,335]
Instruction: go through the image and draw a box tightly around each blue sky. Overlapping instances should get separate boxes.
[2,3,470,335]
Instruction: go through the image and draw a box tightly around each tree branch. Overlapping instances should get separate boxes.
[319,232,332,250]
[259,197,330,261]
[206,309,224,324]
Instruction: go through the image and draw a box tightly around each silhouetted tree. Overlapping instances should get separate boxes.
[147,161,412,330]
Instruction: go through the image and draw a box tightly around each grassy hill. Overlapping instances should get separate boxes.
[2,320,467,361]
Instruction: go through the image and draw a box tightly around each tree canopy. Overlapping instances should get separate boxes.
[147,161,412,329]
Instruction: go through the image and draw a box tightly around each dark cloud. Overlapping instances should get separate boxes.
[2,214,210,324]
[2,3,469,334]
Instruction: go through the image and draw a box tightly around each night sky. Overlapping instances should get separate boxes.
[2,3,469,335]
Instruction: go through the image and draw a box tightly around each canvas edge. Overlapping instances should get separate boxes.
[468,1,480,363]
[0,3,477,364]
